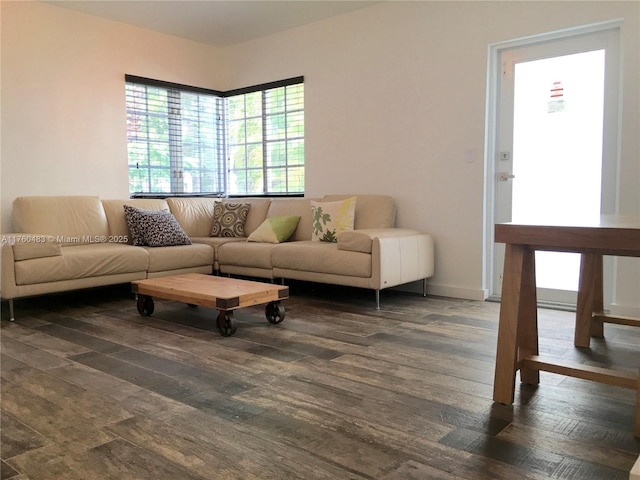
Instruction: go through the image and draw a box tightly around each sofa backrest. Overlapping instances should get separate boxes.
[266,198,318,241]
[222,198,272,236]
[102,199,169,242]
[166,197,218,237]
[168,197,272,237]
[13,196,110,244]
[321,194,396,229]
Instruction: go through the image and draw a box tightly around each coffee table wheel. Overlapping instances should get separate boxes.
[217,311,237,337]
[265,301,285,324]
[136,295,154,316]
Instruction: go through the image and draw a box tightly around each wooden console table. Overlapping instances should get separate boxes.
[492,215,640,436]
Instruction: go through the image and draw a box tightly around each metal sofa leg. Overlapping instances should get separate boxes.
[9,299,15,322]
[423,278,428,297]
[375,290,380,310]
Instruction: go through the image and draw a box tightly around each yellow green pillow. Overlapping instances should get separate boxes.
[247,216,301,243]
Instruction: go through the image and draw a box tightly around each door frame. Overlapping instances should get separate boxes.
[483,19,623,305]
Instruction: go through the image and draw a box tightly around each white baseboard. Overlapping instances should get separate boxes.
[610,302,640,319]
[424,284,489,301]
[392,282,488,301]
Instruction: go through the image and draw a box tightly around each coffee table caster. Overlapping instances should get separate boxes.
[137,295,154,316]
[265,301,285,324]
[217,310,237,337]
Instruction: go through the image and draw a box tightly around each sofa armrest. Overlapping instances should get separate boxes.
[371,231,435,291]
[1,236,18,299]
[337,228,425,254]
[1,234,62,299]
[2,234,62,260]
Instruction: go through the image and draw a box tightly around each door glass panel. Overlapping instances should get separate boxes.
[512,50,605,291]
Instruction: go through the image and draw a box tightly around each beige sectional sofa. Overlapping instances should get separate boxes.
[1,194,434,320]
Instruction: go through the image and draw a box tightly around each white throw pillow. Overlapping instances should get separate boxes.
[310,197,356,242]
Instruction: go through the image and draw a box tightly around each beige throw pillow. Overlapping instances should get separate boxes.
[310,197,356,242]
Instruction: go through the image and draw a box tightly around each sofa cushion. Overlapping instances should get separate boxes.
[13,196,109,245]
[310,197,356,242]
[211,202,251,237]
[247,216,300,244]
[217,242,275,269]
[144,243,213,273]
[166,197,218,237]
[322,195,396,229]
[9,235,62,261]
[13,241,62,261]
[337,231,373,254]
[14,244,148,285]
[272,241,371,278]
[188,236,246,260]
[265,198,317,242]
[238,198,272,235]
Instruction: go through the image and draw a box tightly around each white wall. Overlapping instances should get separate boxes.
[0,1,228,228]
[225,1,640,309]
[1,1,638,309]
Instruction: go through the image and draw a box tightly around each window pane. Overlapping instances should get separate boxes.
[149,143,170,167]
[245,92,262,117]
[246,118,262,143]
[228,170,246,195]
[267,167,286,192]
[267,141,286,167]
[265,114,285,140]
[247,144,263,168]
[286,84,304,108]
[228,96,245,120]
[265,87,285,114]
[287,111,304,138]
[287,166,305,193]
[149,168,171,192]
[129,167,149,193]
[229,120,246,145]
[128,141,149,167]
[246,168,264,194]
[287,140,304,164]
[230,145,246,169]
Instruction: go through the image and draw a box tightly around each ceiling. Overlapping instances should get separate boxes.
[44,1,379,47]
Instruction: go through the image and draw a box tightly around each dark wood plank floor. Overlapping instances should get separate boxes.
[1,281,638,479]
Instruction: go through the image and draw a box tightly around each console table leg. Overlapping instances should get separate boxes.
[518,248,539,385]
[575,253,604,347]
[494,244,525,404]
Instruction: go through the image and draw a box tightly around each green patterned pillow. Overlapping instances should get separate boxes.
[310,197,356,242]
[247,216,300,243]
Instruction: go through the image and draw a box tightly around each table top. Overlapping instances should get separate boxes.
[494,215,640,256]
[132,273,289,309]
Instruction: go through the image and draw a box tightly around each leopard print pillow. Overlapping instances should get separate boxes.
[124,205,191,247]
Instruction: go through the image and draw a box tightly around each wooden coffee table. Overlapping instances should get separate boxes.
[131,273,289,336]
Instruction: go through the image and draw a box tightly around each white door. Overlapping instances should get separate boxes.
[489,24,621,306]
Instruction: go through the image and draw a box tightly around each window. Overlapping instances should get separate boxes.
[125,75,304,196]
[227,82,304,195]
